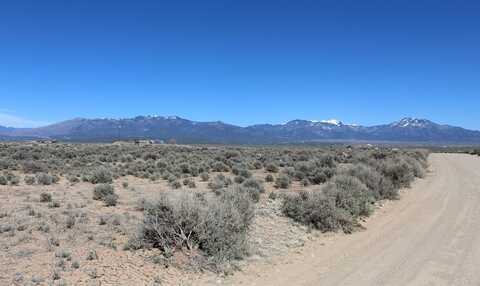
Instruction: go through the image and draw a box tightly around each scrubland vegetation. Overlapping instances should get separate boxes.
[281,149,428,233]
[428,146,480,156]
[0,142,428,284]
[470,149,480,156]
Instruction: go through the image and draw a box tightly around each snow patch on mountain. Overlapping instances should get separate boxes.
[319,119,342,126]
[391,118,433,128]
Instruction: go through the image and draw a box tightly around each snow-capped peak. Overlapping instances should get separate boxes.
[391,117,432,128]
[319,119,343,126]
[284,119,345,127]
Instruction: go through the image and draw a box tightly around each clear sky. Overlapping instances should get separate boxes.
[1,0,479,129]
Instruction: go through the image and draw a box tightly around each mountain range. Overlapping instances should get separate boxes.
[0,116,479,145]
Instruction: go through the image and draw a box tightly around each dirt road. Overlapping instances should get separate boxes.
[219,153,480,286]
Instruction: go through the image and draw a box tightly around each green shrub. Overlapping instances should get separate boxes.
[309,167,336,184]
[265,174,274,182]
[170,180,182,189]
[72,261,80,269]
[200,172,210,182]
[379,158,414,189]
[200,188,254,262]
[25,175,36,185]
[318,154,336,168]
[212,162,230,172]
[233,185,260,202]
[237,169,252,178]
[87,167,113,184]
[8,175,19,185]
[323,175,374,218]
[282,175,377,233]
[224,150,240,159]
[178,163,191,174]
[0,175,7,185]
[293,160,336,185]
[242,178,265,193]
[143,152,159,161]
[40,192,53,203]
[0,224,14,233]
[0,159,13,170]
[268,192,277,200]
[404,156,426,178]
[253,161,262,169]
[282,167,295,178]
[48,201,61,208]
[92,184,117,206]
[86,249,98,260]
[187,179,196,188]
[36,173,54,185]
[340,164,396,200]
[103,194,119,207]
[274,175,291,189]
[234,176,245,184]
[208,174,232,192]
[265,163,279,173]
[182,178,196,188]
[282,191,353,233]
[167,175,177,183]
[231,166,241,176]
[22,161,47,174]
[93,184,114,200]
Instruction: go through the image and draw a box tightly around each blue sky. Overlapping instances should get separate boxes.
[1,0,479,129]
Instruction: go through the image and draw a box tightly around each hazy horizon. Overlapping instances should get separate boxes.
[1,114,480,132]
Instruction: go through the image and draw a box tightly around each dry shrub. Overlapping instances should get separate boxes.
[36,173,56,185]
[208,174,232,192]
[282,191,353,233]
[130,187,255,268]
[86,167,113,184]
[274,174,290,189]
[282,150,429,233]
[339,164,396,200]
[40,192,53,203]
[282,175,373,234]
[323,175,374,218]
[22,161,48,174]
[0,175,6,185]
[93,184,118,206]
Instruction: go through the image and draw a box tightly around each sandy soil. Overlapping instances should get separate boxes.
[2,153,479,286]
[203,153,480,286]
[0,168,314,286]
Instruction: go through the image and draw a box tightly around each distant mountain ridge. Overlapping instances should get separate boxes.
[0,116,479,144]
